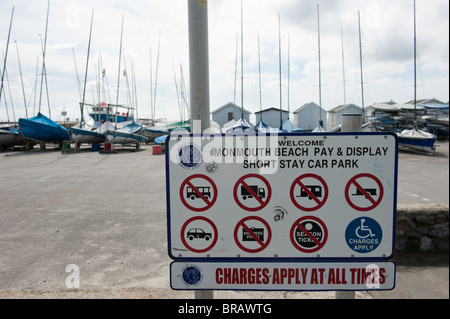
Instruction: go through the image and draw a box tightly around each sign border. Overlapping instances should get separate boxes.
[166,132,398,262]
[170,261,397,292]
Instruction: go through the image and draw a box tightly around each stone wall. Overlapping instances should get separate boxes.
[396,204,449,251]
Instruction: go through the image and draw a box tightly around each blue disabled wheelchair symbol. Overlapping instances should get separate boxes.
[345,217,382,253]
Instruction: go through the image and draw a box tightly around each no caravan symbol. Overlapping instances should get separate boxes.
[290,174,328,211]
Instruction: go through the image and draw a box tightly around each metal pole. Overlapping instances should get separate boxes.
[188,0,212,299]
[336,113,361,299]
[188,0,210,133]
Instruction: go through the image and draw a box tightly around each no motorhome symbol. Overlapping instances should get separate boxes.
[290,174,328,211]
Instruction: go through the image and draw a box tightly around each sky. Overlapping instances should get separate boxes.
[0,0,448,124]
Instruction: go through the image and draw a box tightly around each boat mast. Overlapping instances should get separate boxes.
[115,15,124,129]
[240,0,244,125]
[16,42,29,118]
[317,4,323,128]
[0,6,14,107]
[358,11,365,121]
[278,13,283,130]
[234,34,238,106]
[257,34,263,122]
[413,0,417,126]
[38,0,50,116]
[341,26,347,105]
[80,9,94,127]
[153,32,161,123]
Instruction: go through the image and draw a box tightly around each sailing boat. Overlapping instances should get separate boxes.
[70,10,106,145]
[254,34,279,133]
[19,0,71,144]
[281,33,302,133]
[225,0,256,133]
[142,34,170,141]
[103,16,148,148]
[397,0,437,155]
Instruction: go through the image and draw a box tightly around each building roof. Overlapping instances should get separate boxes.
[328,103,361,113]
[292,102,322,114]
[211,102,252,115]
[254,107,290,114]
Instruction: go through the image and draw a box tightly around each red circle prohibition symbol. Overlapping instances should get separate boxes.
[233,174,272,212]
[233,216,272,253]
[180,174,218,212]
[180,216,218,253]
[290,173,328,211]
[290,216,328,253]
[345,173,384,211]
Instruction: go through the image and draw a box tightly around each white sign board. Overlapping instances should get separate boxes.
[166,133,397,260]
[170,261,396,291]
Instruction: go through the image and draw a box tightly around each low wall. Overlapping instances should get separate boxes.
[396,203,449,251]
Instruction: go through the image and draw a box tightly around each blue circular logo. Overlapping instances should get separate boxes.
[179,144,202,169]
[345,217,382,253]
[182,265,203,286]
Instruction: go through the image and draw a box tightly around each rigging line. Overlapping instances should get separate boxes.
[38,0,50,115]
[358,11,365,119]
[115,14,124,129]
[80,9,94,127]
[16,43,29,118]
[278,13,283,128]
[153,32,161,121]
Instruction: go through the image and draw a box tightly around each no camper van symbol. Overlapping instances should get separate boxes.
[297,185,322,200]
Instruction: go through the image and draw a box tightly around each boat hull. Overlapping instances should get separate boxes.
[70,127,106,144]
[0,129,20,146]
[106,130,148,145]
[398,136,436,154]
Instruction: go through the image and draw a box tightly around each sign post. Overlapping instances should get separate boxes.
[166,131,398,295]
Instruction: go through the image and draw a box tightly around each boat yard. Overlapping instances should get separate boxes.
[0,140,448,299]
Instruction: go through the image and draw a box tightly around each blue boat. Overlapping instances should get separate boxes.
[397,127,437,155]
[19,113,70,143]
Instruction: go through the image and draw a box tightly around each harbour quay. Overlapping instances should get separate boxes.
[0,141,448,299]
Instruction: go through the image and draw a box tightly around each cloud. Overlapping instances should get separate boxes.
[1,0,448,123]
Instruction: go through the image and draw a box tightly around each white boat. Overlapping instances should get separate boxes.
[0,128,20,147]
[397,127,437,155]
[70,121,106,145]
[397,0,438,156]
